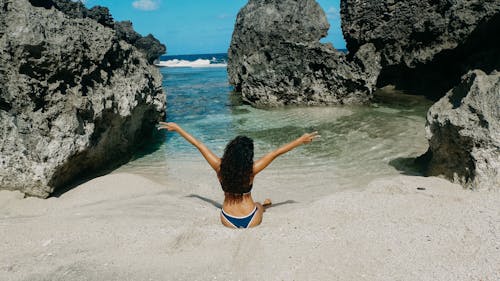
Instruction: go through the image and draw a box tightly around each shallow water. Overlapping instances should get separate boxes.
[115,67,433,202]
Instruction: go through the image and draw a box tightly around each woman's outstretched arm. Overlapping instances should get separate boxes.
[157,122,221,172]
[253,132,320,176]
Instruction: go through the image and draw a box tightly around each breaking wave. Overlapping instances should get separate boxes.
[155,54,227,68]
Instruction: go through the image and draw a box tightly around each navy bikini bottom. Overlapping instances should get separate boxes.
[221,205,258,229]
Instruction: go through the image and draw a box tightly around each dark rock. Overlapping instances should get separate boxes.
[422,70,499,190]
[230,0,500,103]
[29,0,166,63]
[114,21,166,64]
[228,0,379,106]
[0,0,166,197]
[27,0,55,9]
[133,34,167,64]
[87,6,114,28]
[29,0,88,19]
[342,0,500,99]
[341,0,500,190]
[114,21,141,44]
[31,0,114,27]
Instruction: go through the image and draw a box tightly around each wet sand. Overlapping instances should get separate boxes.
[1,173,499,281]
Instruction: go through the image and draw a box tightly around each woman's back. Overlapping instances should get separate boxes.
[157,121,319,228]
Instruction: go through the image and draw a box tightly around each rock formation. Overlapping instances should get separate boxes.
[228,0,380,107]
[29,0,114,27]
[229,0,500,105]
[340,0,500,189]
[28,0,166,63]
[0,0,166,197]
[228,0,500,190]
[342,0,500,99]
[421,70,499,190]
[114,22,167,64]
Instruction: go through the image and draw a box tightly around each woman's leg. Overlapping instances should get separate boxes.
[262,198,272,210]
[249,199,272,227]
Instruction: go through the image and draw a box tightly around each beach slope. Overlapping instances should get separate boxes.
[1,173,498,280]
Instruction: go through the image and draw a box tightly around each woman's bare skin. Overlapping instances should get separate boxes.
[158,121,319,228]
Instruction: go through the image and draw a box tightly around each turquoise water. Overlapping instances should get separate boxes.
[116,65,433,201]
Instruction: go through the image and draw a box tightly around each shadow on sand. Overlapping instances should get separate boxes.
[50,131,166,198]
[388,156,427,176]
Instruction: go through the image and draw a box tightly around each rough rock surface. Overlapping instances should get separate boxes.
[422,70,500,190]
[29,0,166,63]
[342,0,500,99]
[0,0,166,197]
[228,0,379,107]
[114,22,167,64]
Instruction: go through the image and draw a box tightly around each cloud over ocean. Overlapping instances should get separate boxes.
[132,0,160,11]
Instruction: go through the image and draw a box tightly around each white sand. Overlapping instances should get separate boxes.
[1,173,499,281]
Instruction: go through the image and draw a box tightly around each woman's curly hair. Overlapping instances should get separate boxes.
[219,136,254,196]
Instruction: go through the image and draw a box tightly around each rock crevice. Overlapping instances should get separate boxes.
[342,0,500,99]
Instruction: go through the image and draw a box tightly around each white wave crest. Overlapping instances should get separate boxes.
[155,59,227,68]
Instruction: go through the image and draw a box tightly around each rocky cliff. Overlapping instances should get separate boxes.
[421,70,499,190]
[339,0,500,190]
[0,0,166,197]
[227,0,380,107]
[228,0,500,190]
[29,0,166,63]
[230,0,500,103]
[342,0,500,99]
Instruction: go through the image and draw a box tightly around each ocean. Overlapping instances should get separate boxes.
[115,53,432,202]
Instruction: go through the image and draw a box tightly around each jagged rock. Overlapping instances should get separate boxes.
[87,6,115,28]
[29,0,90,21]
[29,0,114,27]
[342,0,500,99]
[0,0,166,197]
[228,0,379,107]
[28,0,166,63]
[421,70,500,190]
[131,33,166,64]
[114,21,166,63]
[114,21,142,44]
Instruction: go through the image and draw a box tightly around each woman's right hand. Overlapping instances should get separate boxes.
[157,122,180,132]
[299,131,320,144]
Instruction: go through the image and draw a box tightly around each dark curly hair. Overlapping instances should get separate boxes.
[219,136,254,196]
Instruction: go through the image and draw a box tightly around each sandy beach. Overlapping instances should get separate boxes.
[2,0,499,280]
[1,172,498,281]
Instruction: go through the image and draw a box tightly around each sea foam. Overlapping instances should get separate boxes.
[155,58,227,68]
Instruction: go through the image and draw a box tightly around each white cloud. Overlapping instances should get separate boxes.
[217,13,231,20]
[326,7,340,20]
[132,0,160,11]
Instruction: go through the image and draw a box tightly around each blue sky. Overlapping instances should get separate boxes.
[81,0,345,55]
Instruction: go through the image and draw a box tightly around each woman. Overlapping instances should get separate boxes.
[157,122,319,229]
